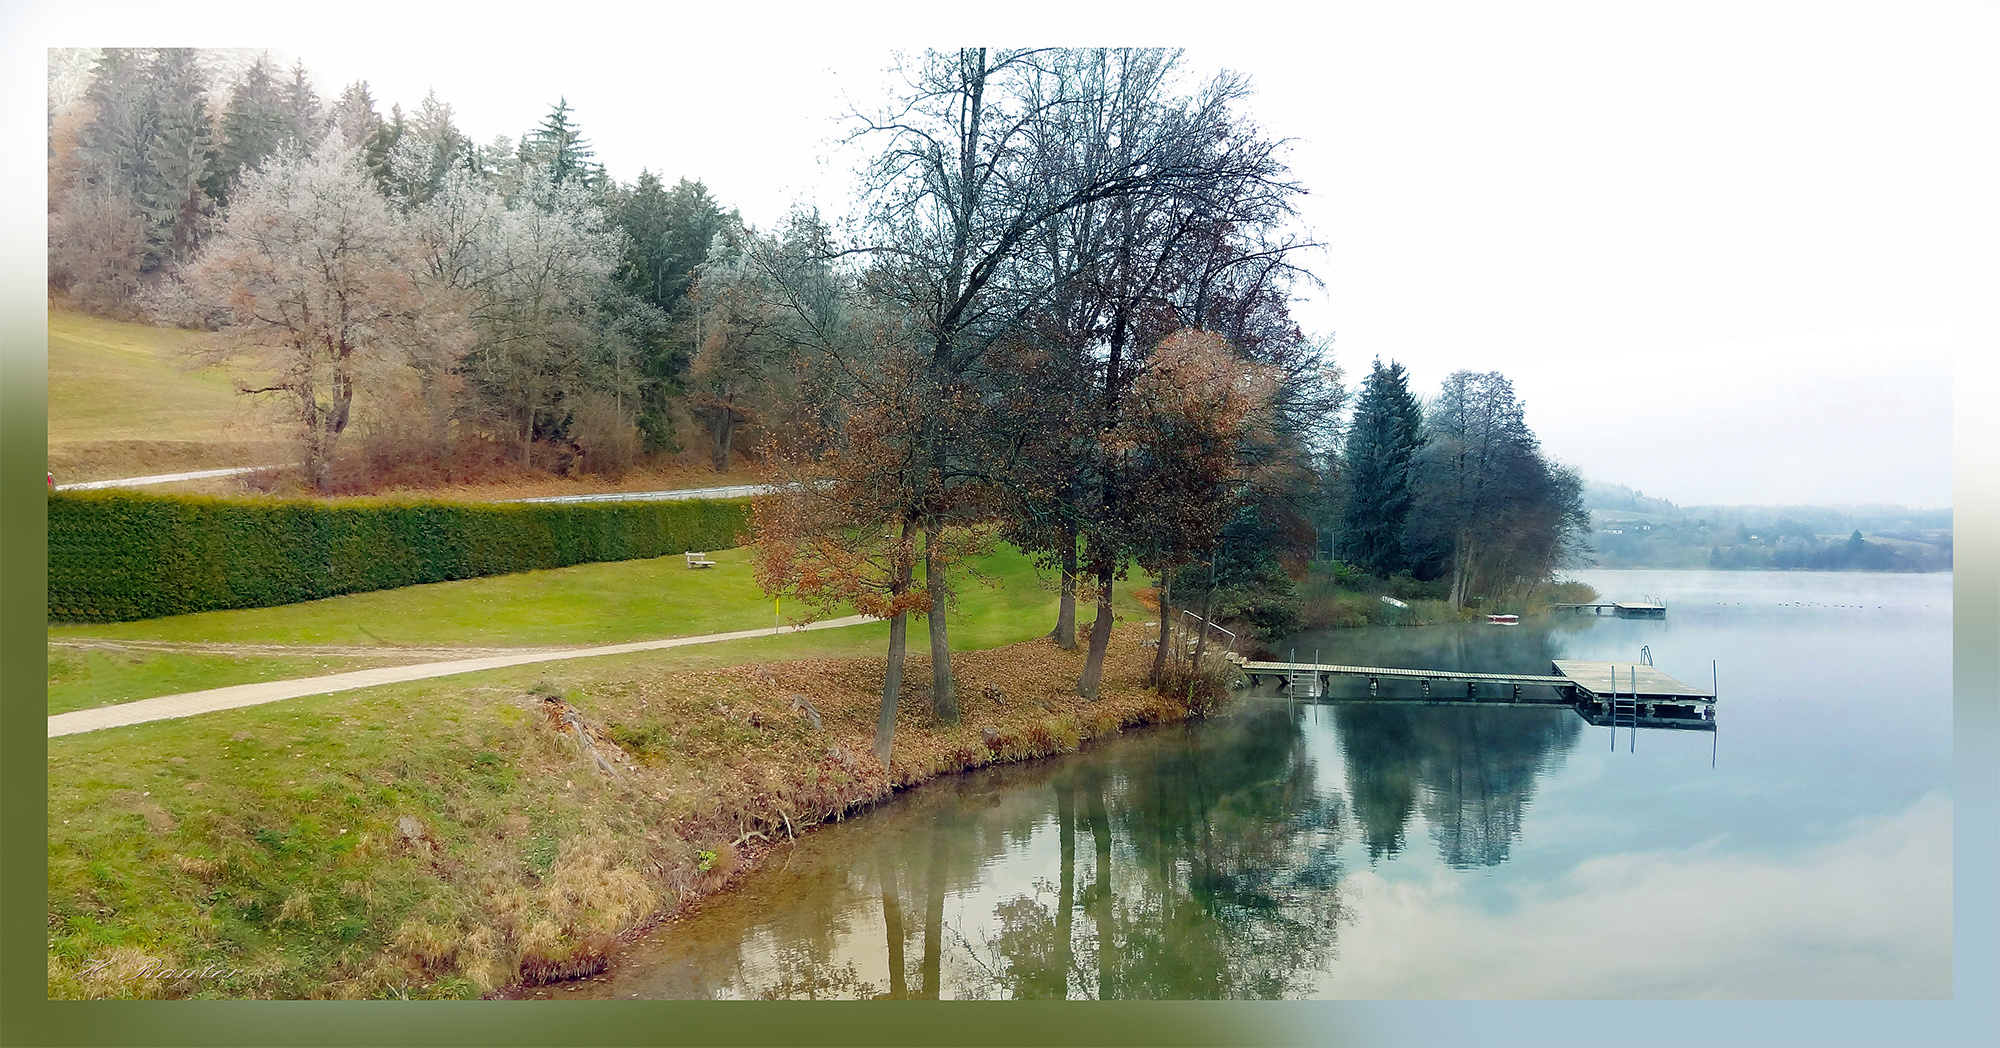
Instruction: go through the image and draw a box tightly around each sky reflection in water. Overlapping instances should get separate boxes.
[566,570,1951,1000]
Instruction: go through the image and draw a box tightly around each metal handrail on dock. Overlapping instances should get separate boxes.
[1178,609,1236,652]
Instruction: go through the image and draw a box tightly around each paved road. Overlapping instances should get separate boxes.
[47,615,876,738]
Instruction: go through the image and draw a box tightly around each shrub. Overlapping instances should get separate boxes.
[1154,656,1237,717]
[47,491,751,623]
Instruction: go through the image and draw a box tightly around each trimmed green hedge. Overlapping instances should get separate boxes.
[47,491,752,623]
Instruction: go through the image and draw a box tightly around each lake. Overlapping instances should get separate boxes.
[554,569,1953,1000]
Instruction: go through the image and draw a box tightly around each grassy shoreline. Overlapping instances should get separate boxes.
[1297,564,1599,631]
[46,620,1188,999]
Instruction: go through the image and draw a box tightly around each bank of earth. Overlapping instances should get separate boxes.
[46,622,1191,1000]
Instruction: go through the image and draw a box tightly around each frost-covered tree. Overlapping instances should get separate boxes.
[381,92,470,209]
[53,47,155,305]
[329,80,382,149]
[466,134,520,190]
[685,226,795,471]
[181,143,421,490]
[459,170,629,466]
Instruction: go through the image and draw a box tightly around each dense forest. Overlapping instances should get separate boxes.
[47,47,1595,752]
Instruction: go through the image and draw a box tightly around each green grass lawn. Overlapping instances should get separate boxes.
[47,542,1153,714]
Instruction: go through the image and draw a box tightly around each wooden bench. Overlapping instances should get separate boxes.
[685,551,716,569]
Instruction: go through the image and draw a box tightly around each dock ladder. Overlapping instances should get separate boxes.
[1286,650,1322,699]
[1609,662,1638,752]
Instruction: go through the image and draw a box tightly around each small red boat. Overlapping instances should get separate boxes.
[1486,614,1520,626]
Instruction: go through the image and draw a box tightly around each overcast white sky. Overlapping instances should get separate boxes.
[15,1,1997,509]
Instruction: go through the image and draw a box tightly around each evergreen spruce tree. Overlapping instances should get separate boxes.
[379,92,469,208]
[330,80,382,150]
[1336,358,1426,576]
[520,99,602,189]
[605,171,737,450]
[282,60,326,152]
[74,47,154,205]
[215,55,289,205]
[138,47,218,270]
[363,102,406,193]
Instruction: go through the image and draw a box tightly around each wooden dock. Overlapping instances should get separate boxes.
[1548,601,1667,618]
[1550,659,1715,729]
[1231,654,1714,730]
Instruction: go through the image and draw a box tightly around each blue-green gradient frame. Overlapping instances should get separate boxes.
[5,11,1997,1048]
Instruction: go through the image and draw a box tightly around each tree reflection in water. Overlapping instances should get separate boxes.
[1336,704,1580,868]
[1315,619,1584,867]
[611,681,1580,999]
[960,702,1352,999]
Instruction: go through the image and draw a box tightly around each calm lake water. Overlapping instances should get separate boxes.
[560,569,1952,1000]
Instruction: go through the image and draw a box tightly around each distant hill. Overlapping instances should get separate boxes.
[1578,480,1951,572]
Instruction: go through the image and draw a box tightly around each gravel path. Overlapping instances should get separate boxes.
[52,465,287,490]
[49,638,564,659]
[47,616,876,738]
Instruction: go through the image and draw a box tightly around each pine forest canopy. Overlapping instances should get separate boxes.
[48,46,1593,761]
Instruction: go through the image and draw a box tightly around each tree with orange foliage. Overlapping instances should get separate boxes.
[749,337,989,765]
[1124,330,1281,685]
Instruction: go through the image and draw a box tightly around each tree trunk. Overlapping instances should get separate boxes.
[1450,535,1477,610]
[1054,777,1075,999]
[1456,536,1472,608]
[1085,771,1113,1000]
[924,523,957,723]
[710,409,734,473]
[1149,571,1172,686]
[921,830,946,999]
[1191,580,1217,669]
[1047,529,1078,650]
[875,608,907,767]
[881,860,907,998]
[1077,564,1116,700]
[876,518,917,766]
